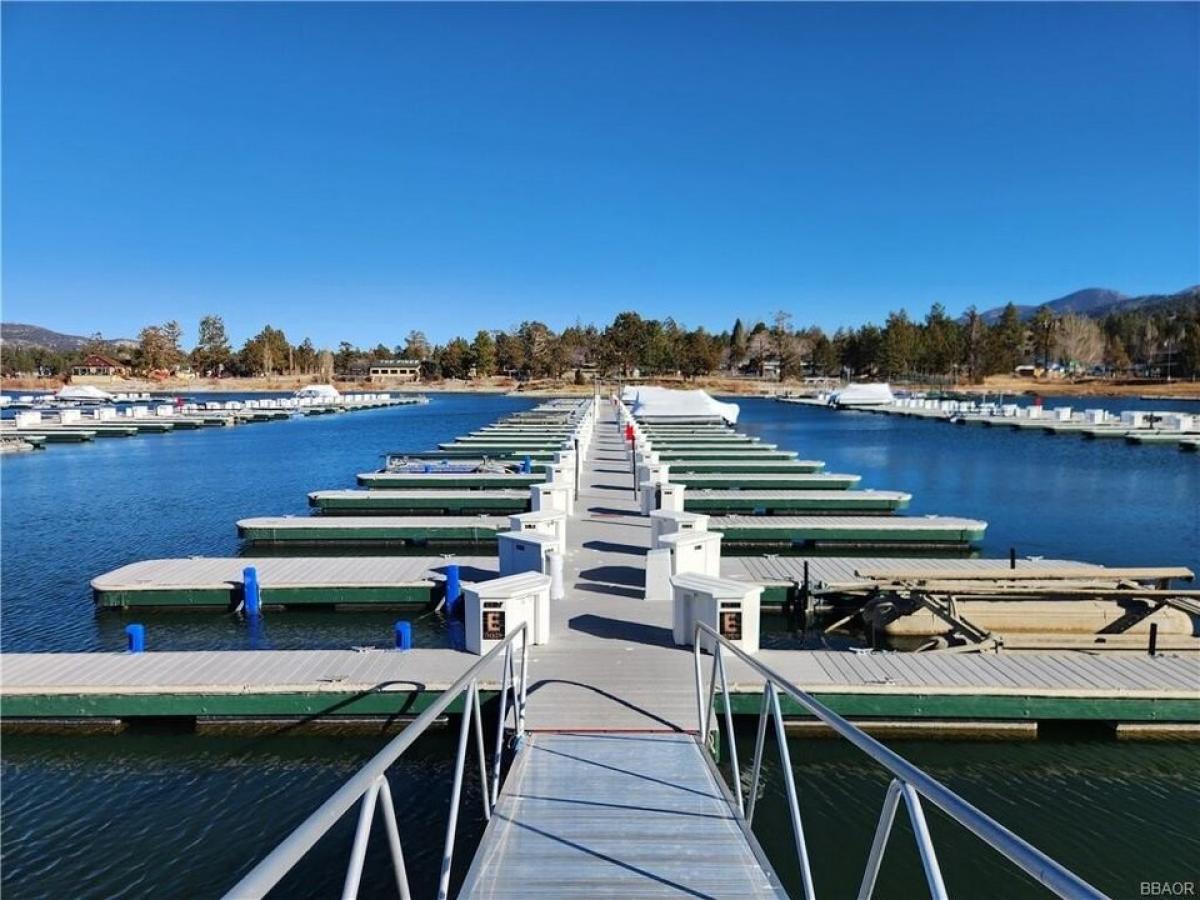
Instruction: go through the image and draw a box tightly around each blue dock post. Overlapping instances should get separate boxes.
[125,624,145,653]
[522,455,532,474]
[243,566,262,617]
[444,563,462,616]
[394,620,413,651]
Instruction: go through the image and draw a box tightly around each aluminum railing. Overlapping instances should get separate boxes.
[691,622,1109,900]
[225,625,529,900]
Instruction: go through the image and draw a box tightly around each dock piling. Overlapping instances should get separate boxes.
[445,564,462,616]
[394,621,413,651]
[125,624,145,653]
[243,566,262,617]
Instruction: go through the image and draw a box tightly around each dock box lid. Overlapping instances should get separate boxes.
[670,572,761,599]
[471,571,552,597]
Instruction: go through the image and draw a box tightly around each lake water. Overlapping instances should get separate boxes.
[2,392,1197,897]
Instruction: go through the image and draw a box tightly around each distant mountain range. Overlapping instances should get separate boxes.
[976,286,1199,323]
[0,323,136,352]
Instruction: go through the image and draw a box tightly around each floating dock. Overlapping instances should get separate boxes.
[90,556,497,608]
[662,459,826,474]
[669,472,858,489]
[89,553,1101,610]
[707,514,986,546]
[354,471,546,489]
[308,489,532,515]
[683,489,910,514]
[237,515,510,545]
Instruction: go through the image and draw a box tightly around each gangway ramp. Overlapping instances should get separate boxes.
[459,732,786,899]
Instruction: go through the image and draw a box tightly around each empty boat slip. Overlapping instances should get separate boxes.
[90,556,499,608]
[353,472,546,489]
[236,515,510,545]
[709,514,988,546]
[683,489,911,514]
[308,489,532,515]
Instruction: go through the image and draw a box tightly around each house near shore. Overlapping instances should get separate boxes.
[368,359,422,383]
[70,354,129,382]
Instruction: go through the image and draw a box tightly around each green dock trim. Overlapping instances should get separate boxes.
[666,461,827,474]
[237,520,507,544]
[654,449,799,460]
[672,475,859,489]
[93,584,436,609]
[309,493,531,515]
[684,493,908,513]
[4,686,1195,723]
[354,474,546,489]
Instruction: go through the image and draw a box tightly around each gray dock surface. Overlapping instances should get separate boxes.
[459,732,785,899]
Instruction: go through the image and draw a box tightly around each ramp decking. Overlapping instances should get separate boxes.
[458,733,786,899]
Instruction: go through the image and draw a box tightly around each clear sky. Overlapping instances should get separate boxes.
[2,2,1197,348]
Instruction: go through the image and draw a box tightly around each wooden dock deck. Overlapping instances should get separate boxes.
[662,459,826,474]
[458,732,785,899]
[669,471,856,488]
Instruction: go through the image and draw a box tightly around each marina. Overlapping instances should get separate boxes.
[4,388,1198,900]
[792,393,1200,448]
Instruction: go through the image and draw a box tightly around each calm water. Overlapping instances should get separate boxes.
[2,393,1198,897]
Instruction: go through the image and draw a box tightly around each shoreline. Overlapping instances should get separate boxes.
[3,374,1198,400]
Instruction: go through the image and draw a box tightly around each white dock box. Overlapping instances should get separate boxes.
[1084,409,1107,425]
[658,530,723,576]
[640,481,686,515]
[531,482,572,517]
[155,404,176,417]
[1053,407,1072,422]
[464,571,552,654]
[498,530,557,578]
[636,462,669,487]
[649,510,708,546]
[508,510,567,554]
[15,411,42,427]
[670,572,762,653]
[59,409,82,424]
[1121,411,1148,428]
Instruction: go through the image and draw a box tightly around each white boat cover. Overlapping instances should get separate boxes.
[622,386,740,424]
[56,384,114,402]
[294,384,341,399]
[830,383,894,407]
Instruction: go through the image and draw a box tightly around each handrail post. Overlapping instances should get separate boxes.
[472,681,491,821]
[376,777,412,900]
[491,645,513,807]
[437,681,477,900]
[716,649,744,815]
[341,781,381,900]
[745,687,771,826]
[770,682,816,900]
[857,779,904,900]
[900,783,949,900]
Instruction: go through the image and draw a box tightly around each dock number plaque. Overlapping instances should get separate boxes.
[720,609,743,641]
[482,603,506,641]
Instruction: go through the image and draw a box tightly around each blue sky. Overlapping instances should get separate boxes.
[3,2,1197,348]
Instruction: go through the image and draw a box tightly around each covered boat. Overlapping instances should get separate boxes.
[294,384,341,400]
[622,386,739,424]
[829,383,894,408]
[56,384,114,404]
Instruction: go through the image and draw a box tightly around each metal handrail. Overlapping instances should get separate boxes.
[691,622,1109,900]
[225,625,530,900]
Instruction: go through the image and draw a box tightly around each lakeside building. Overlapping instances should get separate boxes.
[70,354,129,382]
[368,359,422,382]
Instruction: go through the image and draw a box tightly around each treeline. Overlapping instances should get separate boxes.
[5,293,1200,382]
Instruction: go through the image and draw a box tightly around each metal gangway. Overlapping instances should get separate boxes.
[223,621,1108,899]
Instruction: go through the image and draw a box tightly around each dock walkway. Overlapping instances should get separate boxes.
[458,732,785,899]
